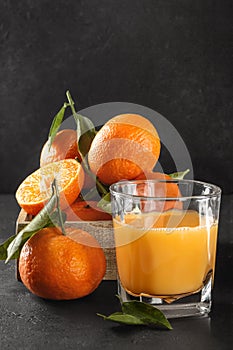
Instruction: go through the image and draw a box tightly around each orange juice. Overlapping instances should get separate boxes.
[114,210,218,298]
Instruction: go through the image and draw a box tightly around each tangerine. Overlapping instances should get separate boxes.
[82,172,96,191]
[40,129,81,167]
[65,200,112,221]
[135,171,183,211]
[19,226,106,300]
[88,114,160,185]
[16,159,84,216]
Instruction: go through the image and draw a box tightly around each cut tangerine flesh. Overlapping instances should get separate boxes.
[16,159,84,216]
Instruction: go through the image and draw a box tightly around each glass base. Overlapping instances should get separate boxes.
[117,278,212,319]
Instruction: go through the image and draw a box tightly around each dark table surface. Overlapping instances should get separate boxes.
[0,194,232,350]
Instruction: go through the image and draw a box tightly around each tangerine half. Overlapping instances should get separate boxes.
[16,159,84,216]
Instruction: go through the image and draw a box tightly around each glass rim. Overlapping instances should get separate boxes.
[109,179,222,201]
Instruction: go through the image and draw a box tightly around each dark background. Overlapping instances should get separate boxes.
[0,0,232,194]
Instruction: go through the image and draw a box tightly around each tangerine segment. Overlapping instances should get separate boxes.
[19,227,106,300]
[65,200,112,221]
[88,114,161,185]
[40,129,81,167]
[16,159,84,216]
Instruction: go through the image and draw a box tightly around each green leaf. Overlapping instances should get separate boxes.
[122,301,172,330]
[1,180,68,262]
[65,91,108,197]
[97,312,145,325]
[97,192,112,214]
[0,235,18,260]
[65,90,96,159]
[46,209,67,228]
[48,104,67,150]
[53,179,66,235]
[79,158,108,197]
[76,115,97,159]
[169,169,190,180]
[0,209,66,261]
[97,297,172,330]
[83,186,100,201]
[4,186,57,263]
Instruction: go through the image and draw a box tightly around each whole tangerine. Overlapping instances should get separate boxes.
[88,114,161,185]
[65,200,112,221]
[135,171,183,211]
[40,129,81,167]
[19,226,106,300]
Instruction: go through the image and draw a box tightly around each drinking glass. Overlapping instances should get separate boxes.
[110,179,221,318]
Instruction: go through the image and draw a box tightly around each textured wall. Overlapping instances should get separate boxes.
[0,0,232,193]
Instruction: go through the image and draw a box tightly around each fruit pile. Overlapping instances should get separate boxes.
[0,91,187,301]
[16,111,162,220]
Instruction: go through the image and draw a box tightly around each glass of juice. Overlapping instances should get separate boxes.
[110,179,221,318]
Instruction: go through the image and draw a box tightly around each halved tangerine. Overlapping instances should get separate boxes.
[16,159,84,216]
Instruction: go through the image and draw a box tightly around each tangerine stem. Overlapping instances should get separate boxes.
[52,180,66,235]
[66,91,108,197]
[66,90,78,120]
[83,186,99,201]
[66,90,84,159]
[81,158,108,196]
